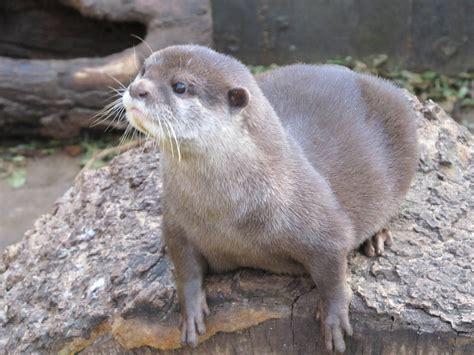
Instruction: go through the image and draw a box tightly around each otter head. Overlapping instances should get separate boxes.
[122,45,258,158]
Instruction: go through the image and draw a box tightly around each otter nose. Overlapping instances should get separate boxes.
[129,80,151,100]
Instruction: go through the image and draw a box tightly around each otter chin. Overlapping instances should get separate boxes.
[123,93,155,138]
[120,45,419,352]
[127,110,147,132]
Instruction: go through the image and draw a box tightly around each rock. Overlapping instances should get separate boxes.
[0,98,473,354]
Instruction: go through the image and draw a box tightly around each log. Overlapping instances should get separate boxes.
[0,97,473,354]
[0,0,212,138]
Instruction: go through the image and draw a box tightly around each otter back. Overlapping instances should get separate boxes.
[257,64,419,245]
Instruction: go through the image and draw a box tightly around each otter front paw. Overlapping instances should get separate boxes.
[180,290,210,347]
[317,288,353,353]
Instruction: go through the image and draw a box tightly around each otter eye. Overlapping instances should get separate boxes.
[172,82,186,94]
[139,65,145,76]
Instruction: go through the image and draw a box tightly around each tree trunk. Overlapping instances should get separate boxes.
[0,0,212,138]
[0,97,473,353]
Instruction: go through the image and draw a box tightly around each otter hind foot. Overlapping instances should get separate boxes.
[362,228,393,257]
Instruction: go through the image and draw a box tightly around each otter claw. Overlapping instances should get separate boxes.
[180,295,210,347]
[362,228,393,257]
[180,313,205,347]
[318,286,352,353]
[321,314,352,353]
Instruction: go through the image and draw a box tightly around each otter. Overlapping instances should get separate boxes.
[121,45,419,352]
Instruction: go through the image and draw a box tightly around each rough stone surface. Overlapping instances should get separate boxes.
[0,98,473,354]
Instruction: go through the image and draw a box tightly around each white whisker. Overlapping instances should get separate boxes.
[131,34,154,55]
[117,127,129,153]
[133,46,140,72]
[162,119,175,158]
[91,100,123,127]
[155,113,166,153]
[165,117,181,162]
[105,72,127,89]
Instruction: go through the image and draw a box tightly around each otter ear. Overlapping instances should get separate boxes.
[228,87,249,109]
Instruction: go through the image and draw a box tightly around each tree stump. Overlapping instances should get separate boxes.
[0,98,473,353]
[0,0,212,138]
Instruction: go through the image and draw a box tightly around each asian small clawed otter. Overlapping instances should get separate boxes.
[122,45,419,352]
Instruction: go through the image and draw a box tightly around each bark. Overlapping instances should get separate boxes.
[0,0,212,138]
[0,97,473,354]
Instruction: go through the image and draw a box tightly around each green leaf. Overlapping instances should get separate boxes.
[326,58,348,65]
[92,160,107,170]
[422,71,438,80]
[7,169,27,189]
[250,65,271,75]
[461,98,474,107]
[458,72,473,80]
[457,86,470,99]
[41,148,56,155]
[372,54,388,68]
[11,155,26,163]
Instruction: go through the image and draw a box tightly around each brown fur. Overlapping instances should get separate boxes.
[122,45,419,352]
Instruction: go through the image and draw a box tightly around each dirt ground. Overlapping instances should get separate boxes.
[0,152,81,251]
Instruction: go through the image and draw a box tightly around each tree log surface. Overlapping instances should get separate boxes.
[0,98,473,354]
[0,0,212,138]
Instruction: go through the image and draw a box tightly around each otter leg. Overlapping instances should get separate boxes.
[362,228,393,257]
[163,221,209,347]
[303,249,353,353]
